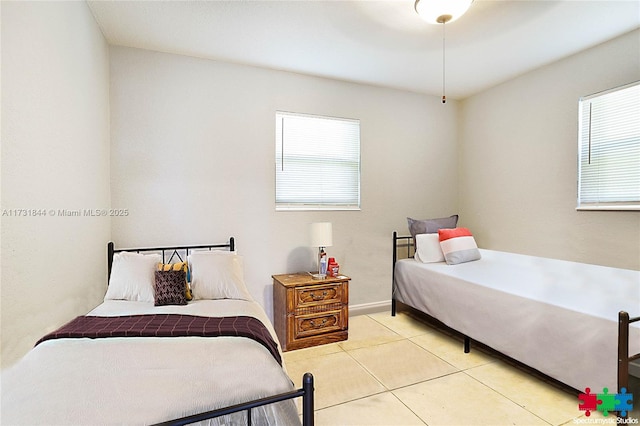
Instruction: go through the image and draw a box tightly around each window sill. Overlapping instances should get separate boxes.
[576,205,640,211]
[276,206,361,212]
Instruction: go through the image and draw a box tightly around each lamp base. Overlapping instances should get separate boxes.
[311,273,327,280]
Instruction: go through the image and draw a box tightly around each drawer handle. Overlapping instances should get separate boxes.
[309,291,328,301]
[309,318,328,328]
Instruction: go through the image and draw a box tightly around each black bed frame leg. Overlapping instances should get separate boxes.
[302,373,314,426]
[618,311,629,420]
[464,336,470,353]
[391,299,396,316]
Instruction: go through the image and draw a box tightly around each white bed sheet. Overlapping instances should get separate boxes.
[1,299,300,425]
[394,249,640,391]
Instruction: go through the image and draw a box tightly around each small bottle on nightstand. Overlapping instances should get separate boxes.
[319,250,327,276]
[327,257,339,277]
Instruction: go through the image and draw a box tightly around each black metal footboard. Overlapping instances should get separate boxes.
[154,372,314,426]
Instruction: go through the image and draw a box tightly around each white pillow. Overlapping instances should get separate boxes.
[188,252,253,301]
[414,233,445,263]
[105,252,162,302]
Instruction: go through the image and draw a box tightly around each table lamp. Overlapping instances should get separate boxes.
[310,222,333,279]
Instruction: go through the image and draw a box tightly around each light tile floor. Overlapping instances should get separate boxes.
[284,311,640,425]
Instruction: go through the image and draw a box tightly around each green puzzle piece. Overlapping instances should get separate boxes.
[597,388,619,416]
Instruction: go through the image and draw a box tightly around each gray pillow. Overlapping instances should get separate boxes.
[407,215,459,242]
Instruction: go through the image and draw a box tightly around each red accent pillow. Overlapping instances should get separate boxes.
[438,227,481,265]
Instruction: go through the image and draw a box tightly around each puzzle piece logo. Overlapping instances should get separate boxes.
[578,387,634,417]
[597,388,618,417]
[616,387,634,417]
[579,387,600,417]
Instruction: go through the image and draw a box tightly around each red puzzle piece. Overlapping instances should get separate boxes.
[579,388,601,417]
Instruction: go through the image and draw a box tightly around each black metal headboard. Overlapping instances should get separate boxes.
[392,231,414,265]
[392,231,414,316]
[107,237,235,282]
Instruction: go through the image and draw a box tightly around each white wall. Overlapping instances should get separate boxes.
[459,29,640,270]
[109,46,459,318]
[0,1,111,368]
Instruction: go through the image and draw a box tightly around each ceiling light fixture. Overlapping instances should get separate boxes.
[415,0,473,103]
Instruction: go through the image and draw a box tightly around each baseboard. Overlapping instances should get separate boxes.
[349,300,392,316]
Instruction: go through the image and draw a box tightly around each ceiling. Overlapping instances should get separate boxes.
[87,0,640,100]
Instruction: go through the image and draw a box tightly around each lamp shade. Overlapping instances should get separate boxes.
[415,0,473,24]
[310,222,333,248]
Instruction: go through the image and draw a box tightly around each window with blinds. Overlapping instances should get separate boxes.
[275,111,360,211]
[577,81,640,210]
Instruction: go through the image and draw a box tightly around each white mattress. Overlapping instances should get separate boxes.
[1,299,300,425]
[394,249,640,391]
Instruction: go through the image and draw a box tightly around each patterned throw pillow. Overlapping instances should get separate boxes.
[158,262,192,300]
[154,270,188,306]
[438,227,481,265]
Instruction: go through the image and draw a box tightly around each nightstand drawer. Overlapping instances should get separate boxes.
[294,283,345,309]
[293,308,346,339]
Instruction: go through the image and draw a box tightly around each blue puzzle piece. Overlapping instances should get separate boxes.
[615,388,634,417]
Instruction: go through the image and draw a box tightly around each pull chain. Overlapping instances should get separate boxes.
[442,21,446,104]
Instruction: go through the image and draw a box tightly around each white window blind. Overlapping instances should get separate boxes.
[577,82,640,210]
[275,111,360,211]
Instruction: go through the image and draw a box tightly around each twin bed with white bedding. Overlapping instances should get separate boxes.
[2,239,313,425]
[392,229,640,395]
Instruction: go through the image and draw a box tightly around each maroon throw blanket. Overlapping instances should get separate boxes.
[36,314,282,365]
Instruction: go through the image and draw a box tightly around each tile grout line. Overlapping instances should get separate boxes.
[380,314,568,424]
[321,334,439,425]
[343,315,461,425]
[362,313,561,425]
[292,312,581,425]
[311,314,436,421]
[459,369,555,426]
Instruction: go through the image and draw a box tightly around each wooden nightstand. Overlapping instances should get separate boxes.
[272,273,349,351]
